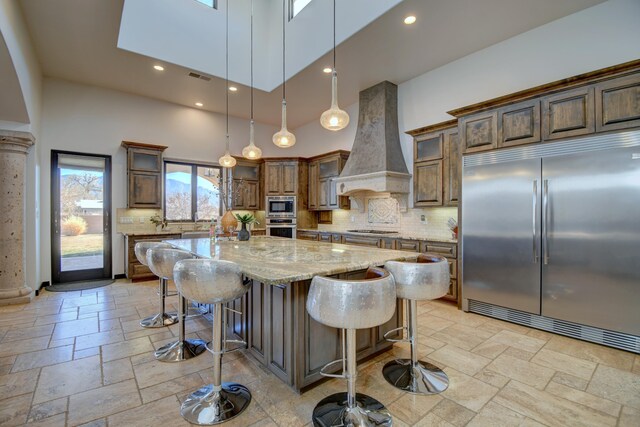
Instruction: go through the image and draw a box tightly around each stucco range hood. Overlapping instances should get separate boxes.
[334,81,411,212]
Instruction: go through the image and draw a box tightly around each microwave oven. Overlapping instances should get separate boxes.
[266,196,296,218]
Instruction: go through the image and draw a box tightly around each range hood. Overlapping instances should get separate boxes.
[334,81,411,212]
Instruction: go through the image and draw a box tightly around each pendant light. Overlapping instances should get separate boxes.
[320,0,349,131]
[272,0,296,148]
[242,0,262,160]
[219,0,237,168]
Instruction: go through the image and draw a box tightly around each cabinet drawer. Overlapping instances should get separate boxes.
[132,263,153,278]
[542,86,595,140]
[342,235,380,248]
[448,259,457,279]
[318,233,332,242]
[595,73,640,132]
[422,242,457,258]
[331,234,342,243]
[297,231,319,241]
[396,239,420,252]
[442,279,458,301]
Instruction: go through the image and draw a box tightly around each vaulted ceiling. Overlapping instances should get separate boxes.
[19,0,604,128]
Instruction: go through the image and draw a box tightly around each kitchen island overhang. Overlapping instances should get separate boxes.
[165,236,419,392]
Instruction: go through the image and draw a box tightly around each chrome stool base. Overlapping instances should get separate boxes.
[382,359,449,394]
[154,338,207,362]
[139,312,178,328]
[181,382,251,425]
[312,392,392,427]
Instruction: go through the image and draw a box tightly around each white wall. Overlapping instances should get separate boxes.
[39,78,278,282]
[290,0,640,202]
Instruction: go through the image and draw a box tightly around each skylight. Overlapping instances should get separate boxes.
[195,0,216,8]
[291,0,312,19]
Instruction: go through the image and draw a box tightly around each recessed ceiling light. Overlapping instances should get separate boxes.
[404,15,416,25]
[323,67,333,74]
[153,65,165,71]
[229,86,238,92]
[195,102,203,107]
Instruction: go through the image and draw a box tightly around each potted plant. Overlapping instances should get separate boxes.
[235,213,258,241]
[150,214,167,231]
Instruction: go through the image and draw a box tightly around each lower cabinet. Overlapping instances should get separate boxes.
[125,233,181,280]
[296,230,319,241]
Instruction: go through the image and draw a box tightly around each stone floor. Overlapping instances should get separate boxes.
[0,280,638,427]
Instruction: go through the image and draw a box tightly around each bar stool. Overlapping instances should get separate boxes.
[307,267,396,427]
[173,259,252,425]
[135,242,178,328]
[382,254,450,394]
[146,248,207,362]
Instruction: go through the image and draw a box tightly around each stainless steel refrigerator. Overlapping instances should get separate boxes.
[461,130,640,353]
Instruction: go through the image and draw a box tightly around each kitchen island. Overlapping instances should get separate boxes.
[165,236,419,392]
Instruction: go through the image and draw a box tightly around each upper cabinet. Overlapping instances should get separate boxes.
[448,61,640,154]
[408,121,459,208]
[308,151,350,211]
[121,141,167,209]
[230,159,261,210]
[265,161,298,196]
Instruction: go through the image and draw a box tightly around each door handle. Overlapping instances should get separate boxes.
[542,179,550,265]
[533,180,538,263]
[54,210,59,235]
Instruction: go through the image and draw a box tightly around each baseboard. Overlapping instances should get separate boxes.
[114,274,126,280]
[35,281,50,296]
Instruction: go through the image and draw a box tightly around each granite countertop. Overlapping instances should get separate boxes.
[122,228,267,237]
[297,228,458,244]
[164,236,419,285]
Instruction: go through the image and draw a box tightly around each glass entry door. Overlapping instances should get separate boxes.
[51,151,112,283]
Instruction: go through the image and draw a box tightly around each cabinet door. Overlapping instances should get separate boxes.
[269,284,291,383]
[341,235,380,247]
[414,160,443,207]
[396,239,420,252]
[443,131,460,206]
[318,157,340,178]
[282,163,298,195]
[414,131,444,162]
[129,171,162,208]
[265,163,282,195]
[327,178,340,209]
[308,162,319,210]
[128,148,162,172]
[231,179,245,209]
[318,178,329,208]
[246,180,259,210]
[595,73,640,132]
[296,231,318,241]
[542,86,595,140]
[498,99,541,147]
[461,111,498,153]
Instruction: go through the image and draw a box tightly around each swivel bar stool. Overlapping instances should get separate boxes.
[307,267,396,427]
[382,254,450,394]
[146,248,207,362]
[135,242,178,328]
[173,259,252,425]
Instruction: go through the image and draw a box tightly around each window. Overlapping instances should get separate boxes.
[194,0,216,8]
[164,161,222,221]
[290,0,312,19]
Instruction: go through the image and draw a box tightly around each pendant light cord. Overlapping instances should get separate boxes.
[282,0,286,100]
[250,0,254,121]
[225,0,229,141]
[333,0,336,70]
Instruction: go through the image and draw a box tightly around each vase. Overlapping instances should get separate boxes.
[220,210,238,233]
[238,223,250,241]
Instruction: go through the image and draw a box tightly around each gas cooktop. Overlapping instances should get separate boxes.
[346,229,399,235]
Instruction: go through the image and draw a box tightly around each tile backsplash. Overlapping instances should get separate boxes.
[318,196,457,240]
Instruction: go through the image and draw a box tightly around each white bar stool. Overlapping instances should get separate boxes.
[307,267,396,427]
[173,259,252,425]
[383,254,450,394]
[146,248,207,362]
[134,242,178,328]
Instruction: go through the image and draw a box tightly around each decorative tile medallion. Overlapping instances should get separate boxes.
[367,198,399,224]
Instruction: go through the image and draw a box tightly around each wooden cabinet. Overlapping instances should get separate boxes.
[396,239,420,252]
[125,233,181,281]
[595,73,640,132]
[264,160,302,197]
[230,160,261,210]
[308,151,350,211]
[498,99,541,147]
[122,141,167,208]
[296,230,319,241]
[341,235,380,248]
[420,240,458,302]
[542,86,595,140]
[414,160,443,207]
[414,132,444,162]
[460,111,498,153]
[443,131,461,206]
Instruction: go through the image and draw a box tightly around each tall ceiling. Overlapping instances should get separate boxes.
[19,0,604,128]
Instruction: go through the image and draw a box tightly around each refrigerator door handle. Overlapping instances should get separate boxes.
[543,179,549,265]
[533,180,538,263]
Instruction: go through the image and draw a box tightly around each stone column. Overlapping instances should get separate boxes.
[0,130,35,305]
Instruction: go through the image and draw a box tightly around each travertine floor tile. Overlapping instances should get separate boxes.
[531,348,597,380]
[467,400,527,427]
[543,335,635,370]
[387,391,442,424]
[33,311,78,326]
[429,344,492,376]
[546,381,621,417]
[0,368,39,399]
[133,349,214,388]
[25,412,67,426]
[618,405,640,427]
[494,380,617,427]
[440,368,498,412]
[27,397,68,423]
[430,398,476,426]
[67,379,142,425]
[431,323,493,351]
[101,336,154,362]
[11,345,73,372]
[586,364,640,409]
[51,317,99,340]
[2,324,54,342]
[485,330,546,354]
[102,358,134,385]
[414,412,456,427]
[107,395,190,427]
[0,392,32,426]
[551,371,590,391]
[33,355,102,404]
[486,353,554,390]
[139,372,204,404]
[75,330,124,350]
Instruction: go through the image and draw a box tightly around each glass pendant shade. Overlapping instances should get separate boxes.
[273,100,296,148]
[219,135,237,168]
[320,71,349,131]
[242,120,262,159]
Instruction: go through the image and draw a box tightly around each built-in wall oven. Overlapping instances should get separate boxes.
[266,196,296,218]
[266,218,296,239]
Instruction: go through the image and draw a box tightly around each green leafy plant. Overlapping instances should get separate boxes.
[235,213,258,225]
[150,214,167,229]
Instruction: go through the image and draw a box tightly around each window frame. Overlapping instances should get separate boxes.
[163,160,223,222]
